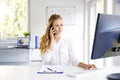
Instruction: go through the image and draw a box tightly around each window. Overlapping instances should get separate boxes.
[86,0,114,67]
[89,0,104,55]
[0,0,28,41]
[89,0,104,67]
[84,0,105,67]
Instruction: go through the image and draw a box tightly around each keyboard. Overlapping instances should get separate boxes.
[14,46,29,49]
[65,69,101,78]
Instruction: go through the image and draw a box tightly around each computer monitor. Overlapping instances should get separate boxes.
[91,13,120,80]
[16,37,30,48]
[91,13,120,59]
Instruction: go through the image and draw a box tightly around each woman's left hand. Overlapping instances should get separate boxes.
[78,62,96,70]
[85,64,96,70]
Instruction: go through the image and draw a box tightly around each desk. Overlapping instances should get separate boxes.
[0,48,30,65]
[0,65,120,80]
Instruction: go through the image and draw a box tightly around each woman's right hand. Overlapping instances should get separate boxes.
[50,27,55,41]
[49,27,56,49]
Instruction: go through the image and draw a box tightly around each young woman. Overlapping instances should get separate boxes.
[39,14,96,69]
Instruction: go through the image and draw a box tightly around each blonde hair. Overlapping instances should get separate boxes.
[39,14,62,54]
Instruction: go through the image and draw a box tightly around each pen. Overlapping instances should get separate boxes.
[47,67,53,71]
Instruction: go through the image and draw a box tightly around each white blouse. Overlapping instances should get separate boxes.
[41,37,79,66]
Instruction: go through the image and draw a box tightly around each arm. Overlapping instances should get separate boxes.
[41,27,56,64]
[68,39,96,69]
[41,50,53,65]
[68,39,80,66]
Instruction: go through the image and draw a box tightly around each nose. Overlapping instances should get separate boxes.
[59,26,62,30]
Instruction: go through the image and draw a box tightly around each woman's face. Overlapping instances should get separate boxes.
[52,19,63,35]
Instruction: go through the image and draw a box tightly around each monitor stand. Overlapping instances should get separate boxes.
[107,73,120,80]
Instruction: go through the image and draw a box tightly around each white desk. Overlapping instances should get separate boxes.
[0,65,120,80]
[0,48,29,65]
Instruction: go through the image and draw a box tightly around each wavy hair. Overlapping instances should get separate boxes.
[39,14,62,54]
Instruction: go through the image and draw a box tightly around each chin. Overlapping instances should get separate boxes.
[58,32,62,34]
[56,33,61,36]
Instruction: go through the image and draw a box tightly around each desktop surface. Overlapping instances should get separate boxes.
[0,65,120,80]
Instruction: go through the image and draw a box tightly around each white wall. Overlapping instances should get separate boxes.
[29,0,85,61]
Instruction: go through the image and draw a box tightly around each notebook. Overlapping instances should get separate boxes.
[37,65,63,74]
[15,37,30,48]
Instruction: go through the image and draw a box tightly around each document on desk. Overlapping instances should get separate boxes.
[37,65,63,74]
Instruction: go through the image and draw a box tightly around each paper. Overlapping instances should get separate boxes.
[37,65,63,74]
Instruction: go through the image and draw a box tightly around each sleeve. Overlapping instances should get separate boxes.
[41,50,54,65]
[41,42,56,65]
[68,39,80,66]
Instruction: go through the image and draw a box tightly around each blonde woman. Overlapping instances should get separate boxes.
[39,14,96,69]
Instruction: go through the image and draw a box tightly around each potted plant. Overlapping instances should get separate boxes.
[23,32,30,37]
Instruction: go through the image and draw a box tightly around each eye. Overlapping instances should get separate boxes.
[61,24,63,26]
[55,24,59,27]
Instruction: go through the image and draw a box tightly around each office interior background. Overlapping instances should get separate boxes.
[0,0,120,67]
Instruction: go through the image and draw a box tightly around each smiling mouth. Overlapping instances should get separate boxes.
[58,31,62,33]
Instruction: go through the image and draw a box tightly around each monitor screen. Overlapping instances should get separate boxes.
[91,13,120,59]
[17,37,30,47]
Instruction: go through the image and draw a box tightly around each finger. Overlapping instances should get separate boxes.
[50,27,56,32]
[84,67,89,70]
[92,64,96,68]
[87,65,94,69]
[50,27,53,32]
[91,65,96,69]
[50,27,54,31]
[53,31,56,35]
[50,27,54,33]
[51,30,56,36]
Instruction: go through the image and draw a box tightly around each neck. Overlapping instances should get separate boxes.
[54,34,61,43]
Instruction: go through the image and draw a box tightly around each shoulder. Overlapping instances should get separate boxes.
[60,36,72,45]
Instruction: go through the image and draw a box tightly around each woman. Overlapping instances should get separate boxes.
[39,14,96,69]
